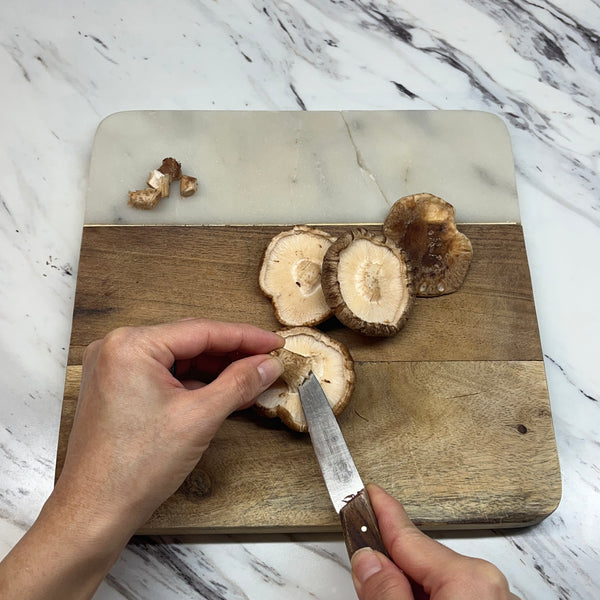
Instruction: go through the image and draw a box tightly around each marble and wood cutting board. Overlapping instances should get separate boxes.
[56,111,561,533]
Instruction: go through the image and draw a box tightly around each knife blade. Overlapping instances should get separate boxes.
[298,371,388,558]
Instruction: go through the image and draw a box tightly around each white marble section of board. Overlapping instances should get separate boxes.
[84,110,519,225]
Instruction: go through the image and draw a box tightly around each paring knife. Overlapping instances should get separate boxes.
[298,371,388,558]
[299,372,428,598]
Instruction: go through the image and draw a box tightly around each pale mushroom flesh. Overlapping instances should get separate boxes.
[259,226,336,326]
[254,327,355,432]
[322,228,414,337]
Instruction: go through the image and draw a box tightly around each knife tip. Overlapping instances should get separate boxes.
[298,369,313,386]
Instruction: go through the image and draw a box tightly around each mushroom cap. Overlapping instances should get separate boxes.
[259,226,337,326]
[321,228,414,337]
[254,327,355,432]
[383,193,473,297]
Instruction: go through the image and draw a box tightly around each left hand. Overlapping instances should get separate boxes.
[55,318,284,535]
[0,319,284,600]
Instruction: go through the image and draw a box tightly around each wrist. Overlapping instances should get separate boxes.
[46,477,139,564]
[0,483,135,600]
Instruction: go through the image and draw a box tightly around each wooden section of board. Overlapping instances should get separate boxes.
[66,224,541,365]
[56,224,561,532]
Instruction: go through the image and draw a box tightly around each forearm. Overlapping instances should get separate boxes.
[0,484,135,600]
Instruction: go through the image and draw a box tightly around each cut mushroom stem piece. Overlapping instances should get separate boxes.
[180,174,198,197]
[272,347,312,389]
[259,226,337,327]
[382,193,473,297]
[128,188,162,210]
[147,169,171,198]
[255,327,355,432]
[322,228,414,337]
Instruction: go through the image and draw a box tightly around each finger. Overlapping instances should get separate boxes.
[367,483,462,588]
[145,319,284,366]
[351,547,413,600]
[191,354,283,421]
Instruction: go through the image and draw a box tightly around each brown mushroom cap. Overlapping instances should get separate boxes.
[259,226,337,327]
[321,228,414,337]
[254,327,355,432]
[383,193,473,297]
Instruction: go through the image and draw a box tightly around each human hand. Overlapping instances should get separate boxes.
[0,319,284,600]
[351,484,520,600]
[54,318,284,537]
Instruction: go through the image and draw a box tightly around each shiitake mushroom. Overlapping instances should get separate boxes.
[383,193,473,297]
[321,228,414,337]
[254,327,355,432]
[259,226,336,327]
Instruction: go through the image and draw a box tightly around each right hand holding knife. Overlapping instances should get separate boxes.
[350,484,520,600]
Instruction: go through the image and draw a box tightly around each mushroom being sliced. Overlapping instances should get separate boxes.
[383,193,473,297]
[255,327,355,432]
[259,226,337,326]
[321,228,414,337]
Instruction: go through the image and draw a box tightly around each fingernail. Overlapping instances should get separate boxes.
[351,547,383,584]
[257,356,283,386]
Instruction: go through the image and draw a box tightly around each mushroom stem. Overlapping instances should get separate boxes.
[259,226,337,327]
[255,327,355,432]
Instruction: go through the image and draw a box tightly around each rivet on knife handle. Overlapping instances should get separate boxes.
[342,488,429,600]
[339,488,389,558]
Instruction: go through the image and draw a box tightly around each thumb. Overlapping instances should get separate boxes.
[197,354,283,419]
[351,547,414,600]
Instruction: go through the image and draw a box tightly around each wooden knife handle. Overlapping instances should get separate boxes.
[340,488,429,599]
[339,488,389,558]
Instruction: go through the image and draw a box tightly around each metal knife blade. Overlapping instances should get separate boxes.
[298,371,388,558]
[298,371,363,512]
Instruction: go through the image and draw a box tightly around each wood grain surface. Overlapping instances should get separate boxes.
[56,224,561,532]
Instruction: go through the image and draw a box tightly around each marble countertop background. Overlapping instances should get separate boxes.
[1,1,599,598]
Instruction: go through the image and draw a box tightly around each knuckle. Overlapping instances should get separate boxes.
[460,558,510,593]
[97,326,137,365]
[103,326,134,347]
[366,575,408,600]
[475,559,507,583]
